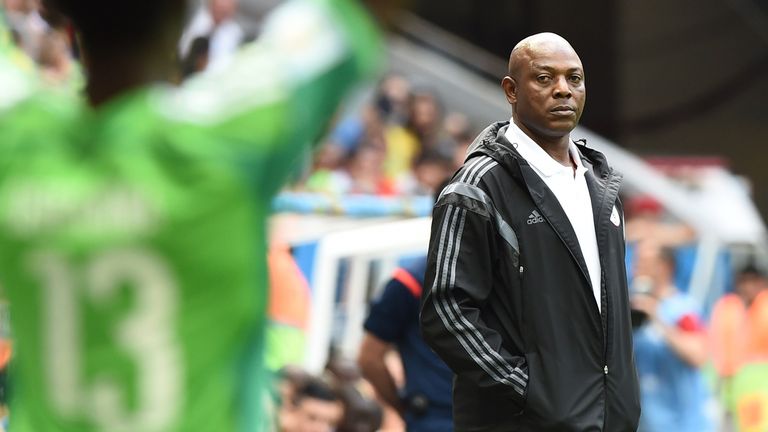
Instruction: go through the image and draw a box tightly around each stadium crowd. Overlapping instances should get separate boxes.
[2,0,768,431]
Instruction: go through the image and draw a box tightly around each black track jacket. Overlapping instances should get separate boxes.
[420,122,640,431]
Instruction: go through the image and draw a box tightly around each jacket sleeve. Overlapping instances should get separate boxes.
[420,195,528,405]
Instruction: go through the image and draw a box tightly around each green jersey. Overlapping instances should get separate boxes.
[0,1,379,431]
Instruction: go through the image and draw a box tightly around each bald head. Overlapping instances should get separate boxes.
[500,32,586,145]
[508,33,580,78]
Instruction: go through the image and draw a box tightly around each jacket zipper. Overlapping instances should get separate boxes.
[596,169,621,430]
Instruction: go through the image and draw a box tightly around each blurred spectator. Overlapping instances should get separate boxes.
[709,263,768,432]
[398,150,455,196]
[37,28,73,85]
[631,241,715,432]
[276,365,312,432]
[625,195,696,246]
[180,36,210,79]
[374,73,411,126]
[307,144,396,196]
[281,377,345,432]
[326,355,383,432]
[3,0,48,59]
[358,256,453,432]
[383,86,452,181]
[179,0,244,72]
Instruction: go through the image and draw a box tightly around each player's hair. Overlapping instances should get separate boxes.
[43,0,186,53]
[293,377,340,405]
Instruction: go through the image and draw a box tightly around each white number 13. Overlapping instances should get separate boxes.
[30,248,183,432]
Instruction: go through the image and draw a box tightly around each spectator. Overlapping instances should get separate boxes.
[36,28,73,85]
[710,262,768,376]
[281,378,345,432]
[374,73,411,126]
[3,0,48,58]
[398,150,455,196]
[326,355,383,432]
[313,144,395,196]
[275,366,312,432]
[631,241,715,432]
[179,0,244,72]
[624,195,696,247]
[359,256,453,432]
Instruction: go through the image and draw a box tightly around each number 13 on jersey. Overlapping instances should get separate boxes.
[29,248,184,432]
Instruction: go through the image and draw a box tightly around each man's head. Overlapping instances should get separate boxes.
[735,263,768,306]
[501,32,585,142]
[287,378,344,432]
[633,241,676,295]
[43,0,187,56]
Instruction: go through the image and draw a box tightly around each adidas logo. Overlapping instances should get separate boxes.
[527,210,544,225]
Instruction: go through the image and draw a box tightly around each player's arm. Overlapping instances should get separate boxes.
[159,0,383,195]
[420,198,528,408]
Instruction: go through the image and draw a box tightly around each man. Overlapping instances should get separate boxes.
[358,256,453,432]
[420,32,640,431]
[630,241,714,431]
[178,0,244,72]
[281,378,345,432]
[0,0,382,431]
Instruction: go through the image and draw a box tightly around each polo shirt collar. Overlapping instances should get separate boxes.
[505,119,586,177]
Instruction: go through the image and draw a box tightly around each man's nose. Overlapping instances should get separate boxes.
[553,76,572,98]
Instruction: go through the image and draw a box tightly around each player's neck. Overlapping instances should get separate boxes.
[513,119,572,167]
[84,49,177,107]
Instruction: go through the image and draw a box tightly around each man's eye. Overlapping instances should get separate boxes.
[537,75,551,83]
[569,75,583,83]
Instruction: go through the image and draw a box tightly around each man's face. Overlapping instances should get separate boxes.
[504,44,586,140]
[292,398,343,432]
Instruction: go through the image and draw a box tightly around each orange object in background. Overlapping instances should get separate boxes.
[710,294,749,377]
[267,244,311,330]
[747,291,768,362]
[0,339,10,370]
[737,393,768,432]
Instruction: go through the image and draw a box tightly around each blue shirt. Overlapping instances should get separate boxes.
[364,257,453,432]
[633,292,715,432]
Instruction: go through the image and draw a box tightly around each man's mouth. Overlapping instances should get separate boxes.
[551,105,576,113]
[550,106,576,117]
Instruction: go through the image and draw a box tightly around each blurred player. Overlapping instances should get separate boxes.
[0,0,384,430]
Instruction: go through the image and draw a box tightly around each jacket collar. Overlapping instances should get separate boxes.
[466,121,615,181]
[466,121,623,298]
[503,121,587,178]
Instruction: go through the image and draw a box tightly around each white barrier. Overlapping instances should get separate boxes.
[303,217,432,373]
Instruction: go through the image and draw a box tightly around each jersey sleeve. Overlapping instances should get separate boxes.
[157,0,382,196]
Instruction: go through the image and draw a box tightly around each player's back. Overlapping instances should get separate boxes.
[0,0,381,430]
[0,84,279,431]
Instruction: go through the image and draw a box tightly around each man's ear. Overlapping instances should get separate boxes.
[501,76,517,105]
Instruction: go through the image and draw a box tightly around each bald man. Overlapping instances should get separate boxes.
[420,33,640,431]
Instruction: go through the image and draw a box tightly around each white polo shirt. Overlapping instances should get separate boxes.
[505,121,603,313]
